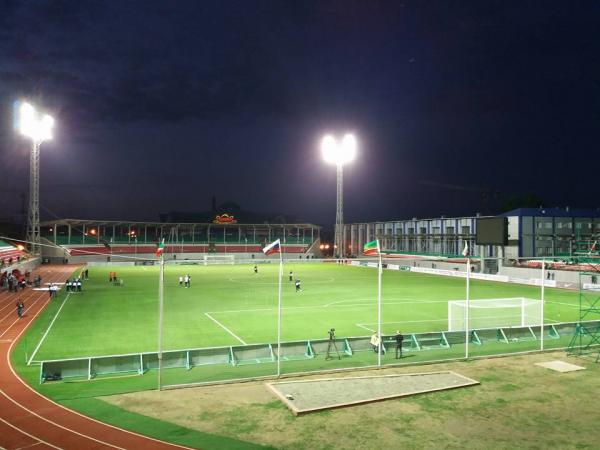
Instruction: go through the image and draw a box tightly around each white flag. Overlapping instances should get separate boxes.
[462,242,470,257]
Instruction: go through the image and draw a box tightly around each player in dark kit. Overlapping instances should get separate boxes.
[289,271,293,282]
[295,279,302,292]
[254,265,258,274]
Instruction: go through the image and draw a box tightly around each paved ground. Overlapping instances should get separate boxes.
[267,371,479,414]
[0,264,194,450]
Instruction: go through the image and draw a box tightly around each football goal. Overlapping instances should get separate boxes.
[448,297,542,332]
[203,254,235,265]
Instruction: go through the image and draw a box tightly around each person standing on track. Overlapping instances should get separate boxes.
[16,300,24,318]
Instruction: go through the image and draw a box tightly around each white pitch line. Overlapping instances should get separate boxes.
[324,298,451,307]
[204,312,247,345]
[359,318,449,327]
[545,301,579,308]
[206,300,440,315]
[355,323,376,332]
[27,293,70,365]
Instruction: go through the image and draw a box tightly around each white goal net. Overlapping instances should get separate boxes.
[448,297,542,331]
[203,254,235,265]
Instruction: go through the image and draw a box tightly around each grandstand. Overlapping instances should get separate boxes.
[0,239,25,268]
[39,218,321,262]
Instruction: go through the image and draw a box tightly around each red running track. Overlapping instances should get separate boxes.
[0,265,195,450]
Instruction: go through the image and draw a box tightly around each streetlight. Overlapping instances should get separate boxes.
[321,133,356,258]
[17,101,54,256]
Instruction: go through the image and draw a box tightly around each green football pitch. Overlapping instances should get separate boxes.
[31,262,581,362]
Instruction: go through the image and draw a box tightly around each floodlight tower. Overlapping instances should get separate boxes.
[321,134,356,258]
[17,102,54,256]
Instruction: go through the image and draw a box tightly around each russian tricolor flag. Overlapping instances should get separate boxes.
[262,239,281,255]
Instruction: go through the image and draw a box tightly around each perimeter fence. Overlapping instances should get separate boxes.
[34,255,600,388]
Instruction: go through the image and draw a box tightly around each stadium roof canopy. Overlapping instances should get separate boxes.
[40,218,321,228]
[500,208,600,218]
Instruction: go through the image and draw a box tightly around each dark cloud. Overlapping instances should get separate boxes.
[0,1,599,225]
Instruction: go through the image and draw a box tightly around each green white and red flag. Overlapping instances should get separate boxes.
[363,240,380,256]
[156,238,165,258]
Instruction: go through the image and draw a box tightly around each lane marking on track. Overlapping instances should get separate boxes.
[204,312,247,345]
[2,267,196,450]
[14,441,45,449]
[0,288,128,450]
[0,301,47,340]
[0,416,58,450]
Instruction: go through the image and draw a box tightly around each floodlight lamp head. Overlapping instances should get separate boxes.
[19,102,54,142]
[321,133,356,166]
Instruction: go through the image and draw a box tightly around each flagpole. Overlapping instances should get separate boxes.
[377,240,382,367]
[465,255,470,359]
[277,242,283,377]
[540,258,545,352]
[157,254,164,391]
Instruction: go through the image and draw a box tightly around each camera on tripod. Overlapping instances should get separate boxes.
[327,328,336,340]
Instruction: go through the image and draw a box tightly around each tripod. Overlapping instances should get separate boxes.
[325,334,341,360]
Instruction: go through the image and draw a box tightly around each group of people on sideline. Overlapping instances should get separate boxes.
[65,278,83,292]
[370,330,404,359]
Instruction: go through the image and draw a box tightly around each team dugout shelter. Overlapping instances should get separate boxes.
[39,217,321,263]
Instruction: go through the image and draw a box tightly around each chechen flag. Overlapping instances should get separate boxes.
[156,238,165,258]
[262,239,281,255]
[363,240,380,256]
[462,242,470,257]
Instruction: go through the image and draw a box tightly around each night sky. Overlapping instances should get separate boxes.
[1,1,599,227]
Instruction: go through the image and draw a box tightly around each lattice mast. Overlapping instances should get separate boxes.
[567,271,600,361]
[335,162,344,258]
[26,141,41,255]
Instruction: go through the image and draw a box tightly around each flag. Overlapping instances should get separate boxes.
[262,239,281,255]
[363,240,380,256]
[462,242,470,257]
[156,238,165,258]
[590,240,598,255]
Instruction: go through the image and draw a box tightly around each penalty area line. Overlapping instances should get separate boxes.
[27,293,71,366]
[204,312,247,345]
[355,323,376,332]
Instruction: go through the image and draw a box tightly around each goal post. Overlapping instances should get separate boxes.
[448,297,542,332]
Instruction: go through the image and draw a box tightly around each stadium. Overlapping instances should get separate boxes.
[2,203,600,448]
[2,3,600,450]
